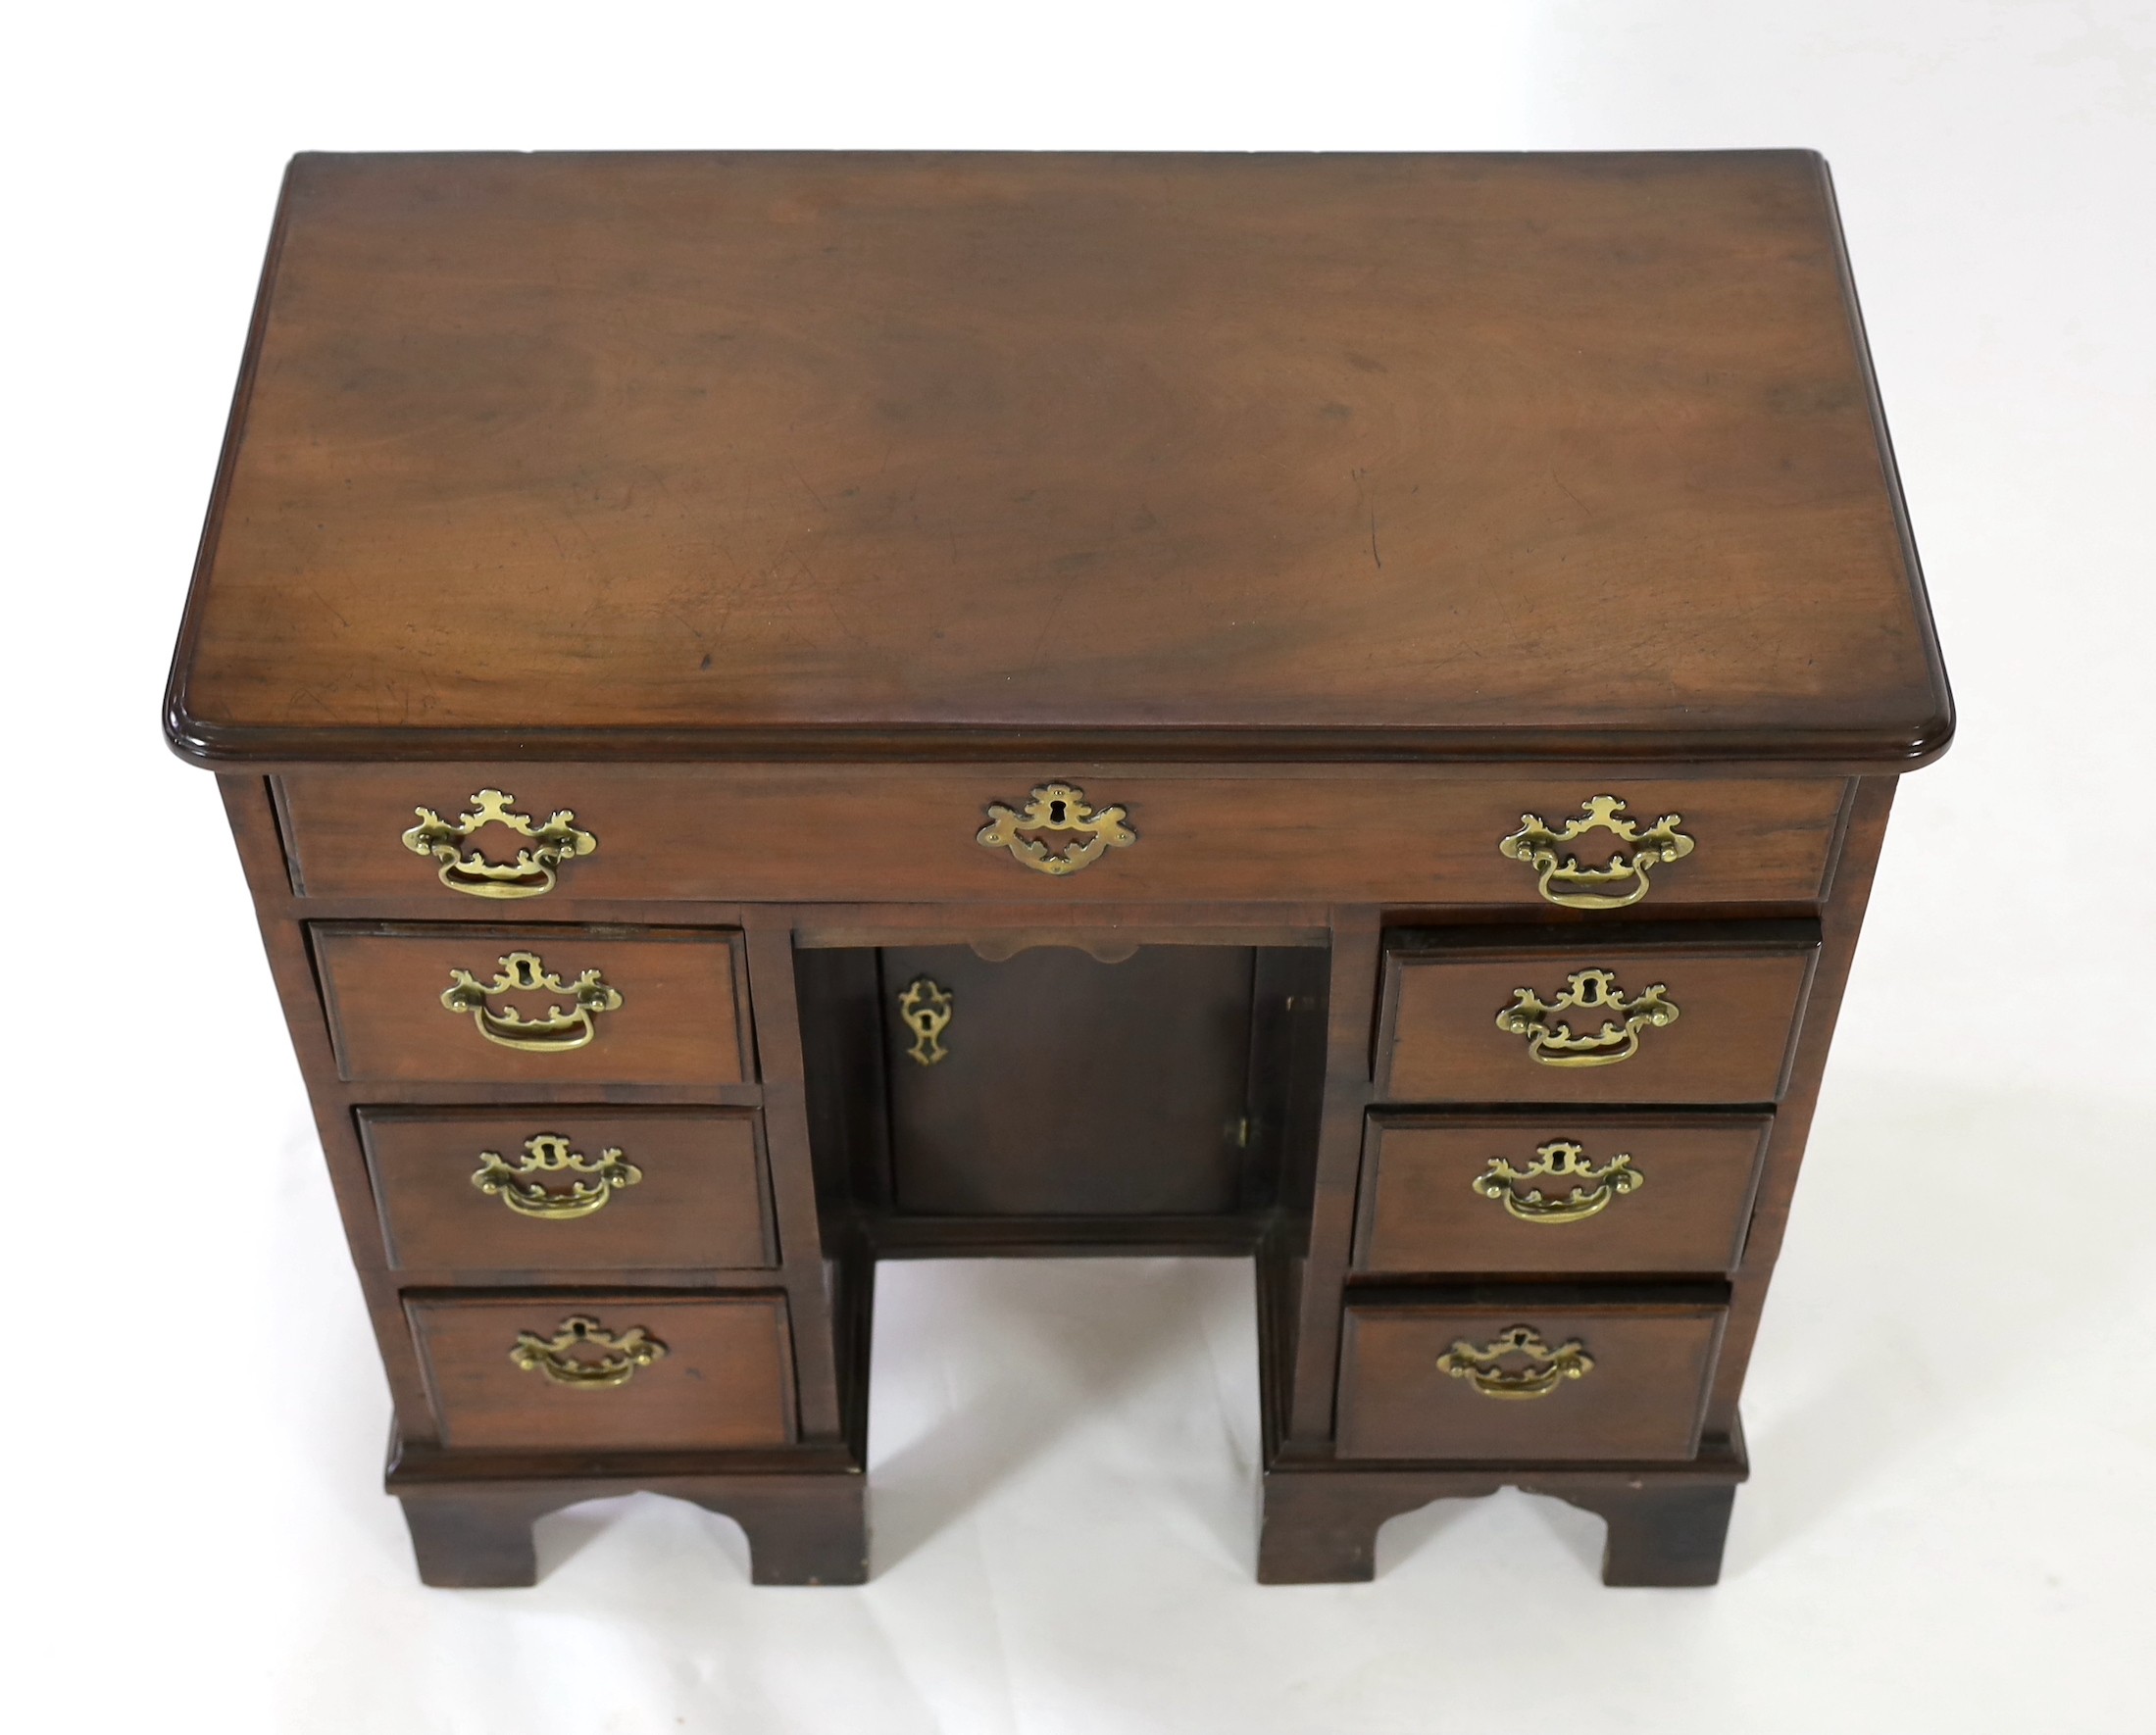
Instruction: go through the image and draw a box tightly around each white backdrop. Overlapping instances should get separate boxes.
[5,4,2151,1730]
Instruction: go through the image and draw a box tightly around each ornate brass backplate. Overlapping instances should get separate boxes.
[898,975,954,1066]
[1498,795,1693,910]
[510,1315,666,1389]
[978,782,1135,876]
[471,1134,642,1218]
[1474,1140,1642,1224]
[402,788,597,898]
[1435,1325,1594,1400]
[440,951,624,1052]
[1496,968,1679,1067]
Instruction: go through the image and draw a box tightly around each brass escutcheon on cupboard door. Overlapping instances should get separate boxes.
[898,975,954,1066]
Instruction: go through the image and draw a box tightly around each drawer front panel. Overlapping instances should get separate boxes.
[1337,1301,1725,1462]
[1379,937,1818,1105]
[278,768,1845,907]
[363,1109,774,1272]
[408,1293,795,1451]
[1353,1113,1772,1276]
[315,924,749,1085]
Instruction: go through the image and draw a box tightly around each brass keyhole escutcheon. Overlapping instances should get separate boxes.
[1436,1326,1594,1400]
[978,781,1136,876]
[510,1315,667,1389]
[899,975,954,1066]
[1474,1141,1643,1224]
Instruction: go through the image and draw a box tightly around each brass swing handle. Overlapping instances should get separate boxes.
[1474,1142,1643,1225]
[440,951,623,1052]
[403,789,596,899]
[1496,969,1680,1067]
[1499,795,1693,910]
[472,1135,642,1218]
[510,1315,666,1389]
[1436,1326,1594,1401]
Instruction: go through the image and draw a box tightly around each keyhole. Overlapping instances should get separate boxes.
[1047,799,1068,822]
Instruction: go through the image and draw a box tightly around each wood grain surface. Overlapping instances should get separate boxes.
[167,151,1950,767]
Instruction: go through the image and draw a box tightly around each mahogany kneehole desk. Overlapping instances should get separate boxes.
[166,150,1952,1590]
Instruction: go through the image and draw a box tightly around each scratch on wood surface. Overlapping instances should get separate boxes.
[1026,575,1077,671]
[1352,468,1381,570]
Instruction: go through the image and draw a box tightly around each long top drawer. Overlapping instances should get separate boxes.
[276,767,1846,907]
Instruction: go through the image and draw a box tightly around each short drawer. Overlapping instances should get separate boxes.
[315,924,750,1085]
[1377,925,1818,1105]
[362,1108,775,1272]
[1336,1298,1725,1462]
[408,1292,795,1451]
[1353,1113,1771,1276]
[276,767,1845,908]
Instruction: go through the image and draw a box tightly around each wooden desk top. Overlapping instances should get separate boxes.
[166,151,1950,768]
